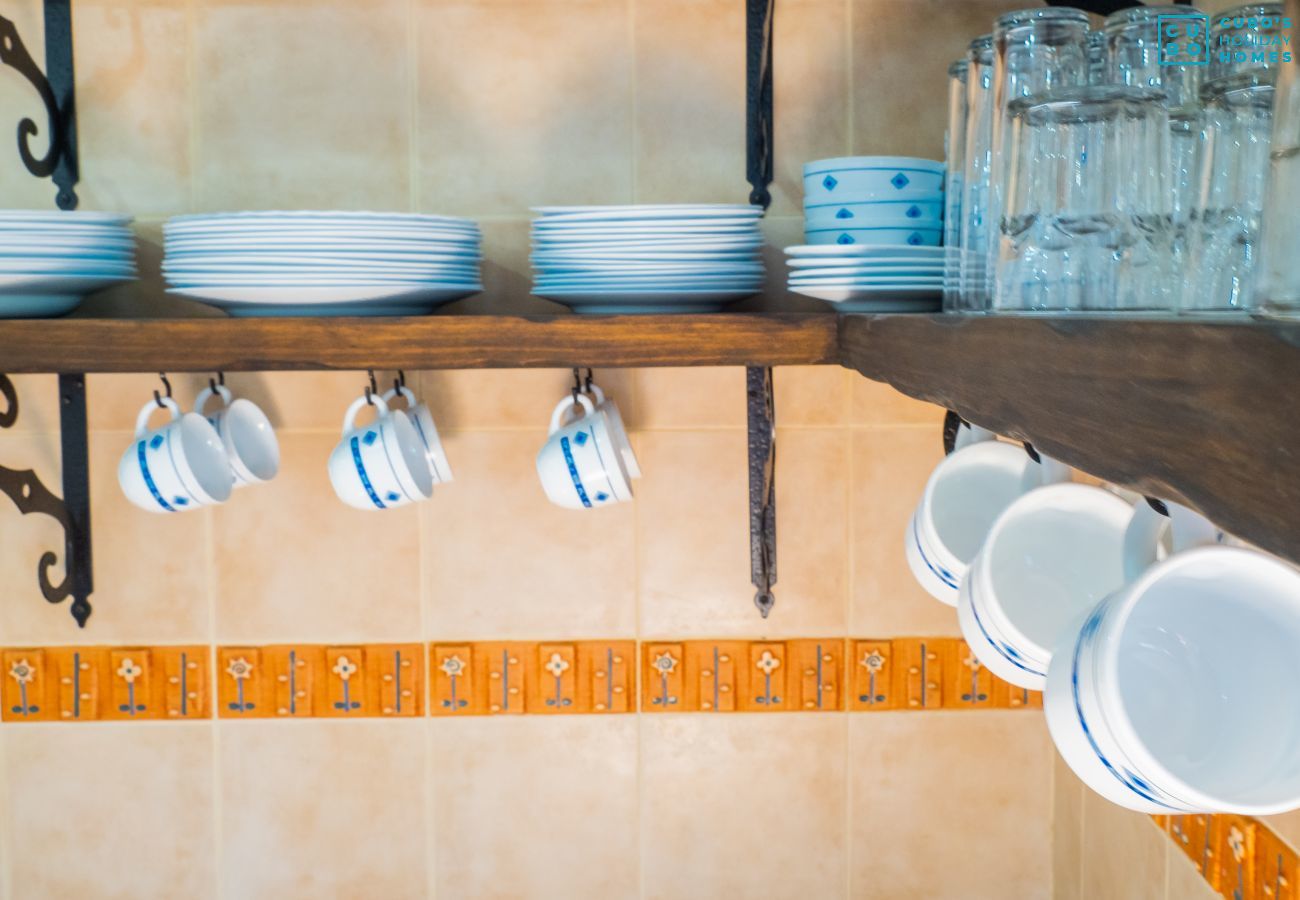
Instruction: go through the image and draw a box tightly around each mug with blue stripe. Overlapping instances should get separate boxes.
[117,396,234,513]
[328,393,434,510]
[802,156,945,205]
[536,392,632,510]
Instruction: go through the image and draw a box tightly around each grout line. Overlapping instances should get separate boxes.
[407,0,419,213]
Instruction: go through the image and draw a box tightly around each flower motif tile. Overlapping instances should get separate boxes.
[116,658,143,683]
[226,657,253,681]
[332,656,358,681]
[439,655,466,679]
[8,658,35,685]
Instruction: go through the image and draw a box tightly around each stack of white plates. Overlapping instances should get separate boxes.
[784,244,943,312]
[163,211,482,317]
[0,210,136,318]
[530,204,765,314]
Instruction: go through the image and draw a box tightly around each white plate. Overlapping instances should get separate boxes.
[531,248,758,262]
[786,255,944,269]
[790,284,941,302]
[789,265,943,279]
[536,274,764,287]
[530,239,762,253]
[167,285,481,304]
[534,204,761,218]
[0,295,85,318]
[790,276,941,287]
[533,287,759,313]
[784,244,944,259]
[533,211,763,226]
[164,241,481,258]
[169,276,482,288]
[533,220,759,233]
[0,210,133,225]
[0,235,135,251]
[166,210,476,227]
[166,227,479,244]
[535,261,764,274]
[0,273,133,291]
[164,259,479,274]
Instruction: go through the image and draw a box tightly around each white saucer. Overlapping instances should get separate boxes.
[784,244,944,259]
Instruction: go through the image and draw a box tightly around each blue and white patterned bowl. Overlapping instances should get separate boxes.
[804,226,943,247]
[804,197,943,229]
[803,157,945,205]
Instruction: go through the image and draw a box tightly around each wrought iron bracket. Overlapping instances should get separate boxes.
[745,0,774,209]
[747,367,776,617]
[0,2,79,209]
[0,374,93,627]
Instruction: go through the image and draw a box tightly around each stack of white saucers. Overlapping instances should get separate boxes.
[783,244,943,312]
[162,211,482,317]
[530,204,765,314]
[0,210,136,318]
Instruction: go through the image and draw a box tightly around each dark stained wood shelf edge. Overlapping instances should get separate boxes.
[0,313,840,372]
[838,313,1300,566]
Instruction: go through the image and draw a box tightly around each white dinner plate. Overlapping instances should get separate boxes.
[0,295,86,318]
[788,265,943,278]
[0,273,133,290]
[534,204,762,219]
[790,284,941,302]
[169,276,482,288]
[533,220,760,233]
[784,244,944,259]
[166,210,476,228]
[786,256,945,269]
[789,276,941,287]
[164,241,481,258]
[536,261,764,275]
[530,238,762,253]
[536,273,764,287]
[167,284,482,304]
[166,227,479,244]
[0,210,133,225]
[531,248,758,263]
[164,259,479,274]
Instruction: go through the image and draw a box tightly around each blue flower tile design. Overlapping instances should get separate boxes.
[822,174,838,191]
[835,208,853,219]
[891,172,910,189]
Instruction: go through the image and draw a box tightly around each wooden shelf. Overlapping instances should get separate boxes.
[840,314,1300,565]
[0,313,840,373]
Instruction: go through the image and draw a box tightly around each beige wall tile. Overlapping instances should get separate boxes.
[775,365,849,427]
[192,0,410,211]
[218,719,427,899]
[1,375,59,433]
[0,432,212,644]
[850,427,961,636]
[74,2,191,214]
[642,714,847,900]
[420,367,638,432]
[1053,754,1085,900]
[416,0,633,216]
[770,0,852,216]
[1262,809,1300,852]
[634,0,747,204]
[4,723,215,899]
[635,366,747,430]
[212,432,421,643]
[850,373,946,427]
[0,1,55,210]
[438,217,569,315]
[432,717,638,899]
[1166,841,1219,900]
[422,430,636,639]
[849,712,1052,899]
[733,216,828,313]
[851,0,1027,161]
[1080,789,1167,900]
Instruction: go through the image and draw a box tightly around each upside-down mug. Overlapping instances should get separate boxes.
[118,396,233,513]
[327,394,433,510]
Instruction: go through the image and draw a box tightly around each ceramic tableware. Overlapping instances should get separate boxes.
[117,396,233,513]
[327,394,433,510]
[536,394,632,508]
[802,157,946,204]
[381,384,453,484]
[804,198,945,228]
[0,211,137,318]
[587,382,640,479]
[194,383,280,487]
[804,226,943,247]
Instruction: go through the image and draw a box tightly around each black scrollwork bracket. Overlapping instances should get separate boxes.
[0,2,79,209]
[747,367,777,618]
[745,0,774,209]
[0,374,94,627]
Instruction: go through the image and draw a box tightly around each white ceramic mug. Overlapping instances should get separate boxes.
[327,394,433,510]
[117,396,233,513]
[906,426,1071,605]
[957,483,1137,690]
[194,383,280,487]
[1045,544,1300,815]
[587,382,640,479]
[536,394,632,509]
[381,384,453,484]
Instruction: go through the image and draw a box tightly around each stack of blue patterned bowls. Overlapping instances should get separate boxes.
[802,157,945,246]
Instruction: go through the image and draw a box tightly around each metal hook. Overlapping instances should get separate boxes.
[209,371,225,393]
[941,410,967,456]
[571,367,583,402]
[583,368,594,393]
[153,372,172,409]
[1022,441,1042,464]
[364,369,379,406]
[1145,497,1170,517]
[394,369,406,394]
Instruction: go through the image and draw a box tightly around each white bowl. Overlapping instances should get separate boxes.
[803,159,945,204]
[804,198,944,228]
[805,227,942,247]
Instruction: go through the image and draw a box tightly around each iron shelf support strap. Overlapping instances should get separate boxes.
[746,0,774,209]
[0,374,93,627]
[0,2,79,209]
[747,367,777,618]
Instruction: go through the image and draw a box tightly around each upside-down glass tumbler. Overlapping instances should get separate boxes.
[1209,3,1289,82]
[959,35,995,310]
[997,87,1172,314]
[944,58,969,311]
[990,7,1092,311]
[1259,0,1300,316]
[1185,71,1276,313]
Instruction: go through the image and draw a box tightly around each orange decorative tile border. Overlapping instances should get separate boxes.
[2,638,1039,722]
[1154,813,1297,900]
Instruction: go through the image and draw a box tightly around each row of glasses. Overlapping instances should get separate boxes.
[954,35,994,311]
[943,59,968,308]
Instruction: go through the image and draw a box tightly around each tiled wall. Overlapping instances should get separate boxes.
[0,0,1059,897]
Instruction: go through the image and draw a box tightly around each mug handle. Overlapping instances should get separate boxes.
[135,396,180,437]
[952,422,996,451]
[380,385,419,409]
[548,393,594,435]
[194,383,233,417]
[1034,454,1073,487]
[342,393,389,435]
[1122,499,1218,581]
[587,383,606,405]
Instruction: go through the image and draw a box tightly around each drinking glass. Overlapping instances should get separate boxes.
[989,7,1092,311]
[959,35,995,310]
[944,58,969,311]
[1185,71,1276,313]
[1209,3,1289,82]
[1259,0,1300,316]
[1087,30,1108,85]
[997,87,1173,314]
